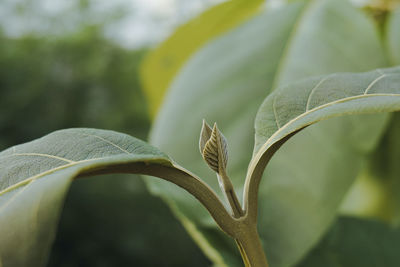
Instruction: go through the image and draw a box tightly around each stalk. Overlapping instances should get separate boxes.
[199,120,269,266]
[235,222,269,267]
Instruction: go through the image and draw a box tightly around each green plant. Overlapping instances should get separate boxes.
[1,0,400,266]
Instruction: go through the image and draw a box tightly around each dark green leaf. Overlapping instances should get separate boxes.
[298,217,400,267]
[349,112,400,225]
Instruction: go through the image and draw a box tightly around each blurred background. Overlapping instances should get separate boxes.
[0,0,223,266]
[2,0,395,266]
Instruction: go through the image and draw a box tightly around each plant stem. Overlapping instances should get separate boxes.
[217,170,268,267]
[235,222,269,267]
[235,240,250,266]
[218,170,243,218]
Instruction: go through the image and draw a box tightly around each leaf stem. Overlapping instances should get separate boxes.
[218,170,268,267]
[79,162,240,236]
[243,131,300,222]
[218,169,243,218]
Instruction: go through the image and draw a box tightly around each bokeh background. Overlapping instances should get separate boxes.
[2,0,398,266]
[0,0,222,266]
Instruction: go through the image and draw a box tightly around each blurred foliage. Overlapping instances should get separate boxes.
[0,26,209,266]
[366,113,400,225]
[298,216,400,267]
[49,174,210,267]
[2,0,400,266]
[143,0,395,265]
[0,26,148,148]
[140,0,264,117]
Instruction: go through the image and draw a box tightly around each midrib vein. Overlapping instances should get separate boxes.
[0,153,75,163]
[0,134,133,196]
[269,0,316,92]
[0,157,102,196]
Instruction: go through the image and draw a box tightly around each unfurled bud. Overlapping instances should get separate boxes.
[199,119,213,155]
[199,120,228,173]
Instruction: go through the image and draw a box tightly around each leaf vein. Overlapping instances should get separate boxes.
[0,179,35,213]
[255,93,400,161]
[0,158,104,196]
[270,0,317,91]
[363,74,387,95]
[82,134,131,154]
[272,95,281,129]
[0,153,75,163]
[306,75,333,111]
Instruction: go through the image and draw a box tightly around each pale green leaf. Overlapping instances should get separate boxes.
[387,7,400,65]
[140,0,264,117]
[251,66,400,266]
[253,67,400,155]
[148,2,305,264]
[148,0,390,265]
[337,5,400,225]
[0,128,224,266]
[251,1,390,265]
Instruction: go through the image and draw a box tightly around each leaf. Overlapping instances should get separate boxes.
[201,122,228,174]
[0,128,229,266]
[148,2,306,264]
[199,120,213,154]
[140,0,264,117]
[342,113,400,225]
[147,0,389,265]
[297,217,400,267]
[371,113,400,225]
[250,66,400,266]
[387,7,400,65]
[253,67,400,156]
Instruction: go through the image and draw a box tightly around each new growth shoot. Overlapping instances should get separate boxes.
[199,120,243,218]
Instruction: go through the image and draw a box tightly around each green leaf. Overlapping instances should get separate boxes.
[342,113,400,225]
[140,0,264,117]
[371,113,400,225]
[148,2,305,265]
[250,66,400,266]
[298,217,400,267]
[0,128,228,266]
[253,67,400,155]
[148,0,389,265]
[387,6,400,65]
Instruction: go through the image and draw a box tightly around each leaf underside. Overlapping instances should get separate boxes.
[147,0,393,265]
[0,128,173,266]
[254,66,400,158]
